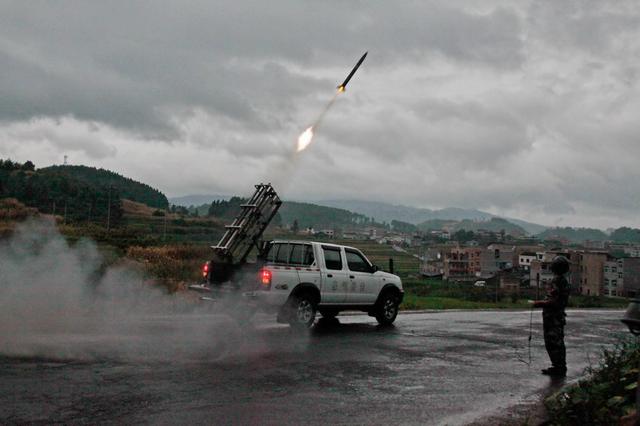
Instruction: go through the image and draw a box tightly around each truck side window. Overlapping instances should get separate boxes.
[266,243,280,263]
[345,249,372,273]
[289,244,305,265]
[322,247,342,270]
[275,243,291,264]
[303,245,315,266]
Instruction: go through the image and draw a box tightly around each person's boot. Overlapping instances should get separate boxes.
[541,366,566,377]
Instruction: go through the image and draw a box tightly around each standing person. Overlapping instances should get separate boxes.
[532,256,571,377]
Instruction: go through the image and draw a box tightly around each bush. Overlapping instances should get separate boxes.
[126,245,212,283]
[545,336,640,424]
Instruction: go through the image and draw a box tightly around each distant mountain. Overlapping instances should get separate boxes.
[454,218,527,236]
[418,217,526,236]
[169,194,230,207]
[536,227,609,243]
[502,217,548,236]
[316,200,547,235]
[279,201,372,229]
[201,197,374,229]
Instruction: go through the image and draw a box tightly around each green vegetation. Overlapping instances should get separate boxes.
[454,217,526,236]
[205,197,387,230]
[417,219,456,231]
[536,226,609,243]
[546,336,639,424]
[127,245,213,291]
[41,165,168,209]
[1,159,124,225]
[1,159,170,226]
[417,217,526,238]
[400,278,630,310]
[402,294,530,310]
[611,227,640,243]
[277,201,381,229]
[390,219,417,233]
[568,296,630,309]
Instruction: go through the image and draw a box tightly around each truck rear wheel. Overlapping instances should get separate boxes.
[289,293,316,329]
[375,291,399,326]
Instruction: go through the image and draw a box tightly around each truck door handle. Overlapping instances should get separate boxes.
[327,274,333,278]
[349,275,355,279]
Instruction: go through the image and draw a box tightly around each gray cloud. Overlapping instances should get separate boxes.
[0,1,523,135]
[0,1,639,228]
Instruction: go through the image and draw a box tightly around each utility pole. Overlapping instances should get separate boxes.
[163,211,168,241]
[106,185,112,232]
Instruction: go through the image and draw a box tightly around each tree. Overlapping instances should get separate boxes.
[21,161,35,171]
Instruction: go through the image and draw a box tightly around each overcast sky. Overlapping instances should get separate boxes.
[1,1,639,229]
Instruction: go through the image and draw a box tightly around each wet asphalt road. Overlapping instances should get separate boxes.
[0,309,625,425]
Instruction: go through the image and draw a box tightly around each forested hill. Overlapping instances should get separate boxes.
[278,201,376,229]
[536,227,609,243]
[205,198,379,229]
[1,159,169,225]
[41,165,168,209]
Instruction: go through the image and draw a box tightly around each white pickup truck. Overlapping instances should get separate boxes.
[239,240,404,328]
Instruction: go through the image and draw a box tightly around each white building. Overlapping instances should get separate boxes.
[604,258,624,296]
[518,252,537,271]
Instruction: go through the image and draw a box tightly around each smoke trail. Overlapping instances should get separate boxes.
[265,91,342,195]
[0,219,309,362]
[311,91,341,133]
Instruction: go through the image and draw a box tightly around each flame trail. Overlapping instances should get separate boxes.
[295,90,342,153]
[296,127,314,152]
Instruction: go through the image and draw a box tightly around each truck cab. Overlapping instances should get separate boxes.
[249,240,403,328]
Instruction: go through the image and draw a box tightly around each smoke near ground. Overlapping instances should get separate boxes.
[0,219,308,362]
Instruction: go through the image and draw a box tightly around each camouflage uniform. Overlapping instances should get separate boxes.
[541,275,570,371]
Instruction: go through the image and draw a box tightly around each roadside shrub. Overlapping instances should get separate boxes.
[126,245,212,284]
[545,336,640,425]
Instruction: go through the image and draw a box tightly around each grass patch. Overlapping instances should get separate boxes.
[402,278,630,310]
[545,336,639,425]
[125,245,211,290]
[401,294,531,310]
[568,295,630,309]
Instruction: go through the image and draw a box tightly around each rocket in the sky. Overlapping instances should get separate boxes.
[337,51,367,92]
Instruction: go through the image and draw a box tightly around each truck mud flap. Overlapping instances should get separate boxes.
[188,283,212,293]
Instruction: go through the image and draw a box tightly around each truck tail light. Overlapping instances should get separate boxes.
[202,262,210,278]
[260,268,272,289]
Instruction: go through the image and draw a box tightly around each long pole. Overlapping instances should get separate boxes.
[106,186,111,232]
[163,210,167,241]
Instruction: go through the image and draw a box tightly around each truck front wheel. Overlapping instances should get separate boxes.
[289,293,316,329]
[375,291,399,326]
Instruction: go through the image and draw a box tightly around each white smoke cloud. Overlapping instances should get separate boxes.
[0,219,309,362]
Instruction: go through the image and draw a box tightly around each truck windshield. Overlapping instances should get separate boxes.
[345,249,372,273]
